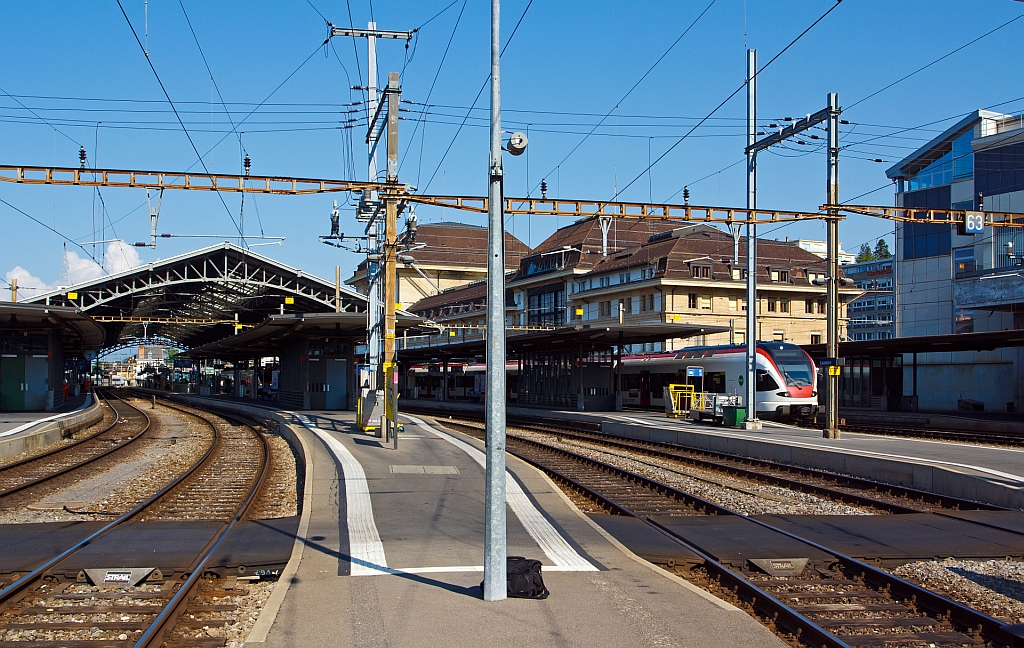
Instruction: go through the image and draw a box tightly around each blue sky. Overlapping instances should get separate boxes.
[2,0,1023,295]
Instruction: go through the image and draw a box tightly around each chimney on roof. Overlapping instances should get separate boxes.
[599,216,612,257]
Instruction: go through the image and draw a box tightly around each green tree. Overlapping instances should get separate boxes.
[856,243,876,263]
[874,239,892,259]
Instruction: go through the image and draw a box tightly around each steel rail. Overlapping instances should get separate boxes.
[0,394,226,606]
[407,407,1005,514]
[0,390,153,500]
[429,414,1016,648]
[510,420,1005,514]
[132,399,270,648]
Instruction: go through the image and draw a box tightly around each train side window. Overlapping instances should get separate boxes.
[706,371,726,393]
[756,369,780,392]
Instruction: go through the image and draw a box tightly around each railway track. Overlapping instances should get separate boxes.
[410,409,1004,516]
[0,395,270,648]
[0,390,151,502]
[428,414,1019,647]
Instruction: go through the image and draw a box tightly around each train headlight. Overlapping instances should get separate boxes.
[776,391,788,397]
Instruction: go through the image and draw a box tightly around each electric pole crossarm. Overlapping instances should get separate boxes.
[823,204,1024,228]
[330,26,413,40]
[746,106,832,155]
[0,165,388,196]
[406,194,837,225]
[366,85,401,144]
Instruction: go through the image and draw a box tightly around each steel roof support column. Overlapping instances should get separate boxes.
[483,0,507,602]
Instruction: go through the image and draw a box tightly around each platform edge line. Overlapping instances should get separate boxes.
[520,448,744,612]
[404,414,598,571]
[244,415,315,644]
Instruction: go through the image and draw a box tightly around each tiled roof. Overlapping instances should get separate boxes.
[353,222,529,275]
[408,280,488,314]
[580,231,843,285]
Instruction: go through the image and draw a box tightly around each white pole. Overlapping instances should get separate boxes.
[483,0,508,602]
[745,48,761,430]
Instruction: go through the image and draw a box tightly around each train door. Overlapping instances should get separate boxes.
[640,371,651,407]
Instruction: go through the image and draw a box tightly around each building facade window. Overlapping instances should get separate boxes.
[688,293,698,309]
[810,333,821,344]
[767,299,777,313]
[779,300,789,314]
[700,295,712,310]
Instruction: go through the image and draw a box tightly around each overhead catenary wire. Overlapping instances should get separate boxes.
[613,0,845,201]
[421,0,535,192]
[846,12,1024,111]
[531,0,720,196]
[115,0,243,240]
[400,0,469,179]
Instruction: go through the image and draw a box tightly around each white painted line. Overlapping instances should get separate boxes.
[610,418,1024,486]
[296,415,388,576]
[404,414,598,572]
[0,394,94,439]
[246,415,316,643]
[378,564,594,575]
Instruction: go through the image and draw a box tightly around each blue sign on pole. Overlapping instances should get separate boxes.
[686,367,704,378]
[964,211,985,235]
[819,357,839,367]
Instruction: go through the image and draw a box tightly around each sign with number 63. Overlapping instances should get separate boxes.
[964,211,985,235]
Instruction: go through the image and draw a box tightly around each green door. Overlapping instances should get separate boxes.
[0,355,25,411]
[24,356,49,410]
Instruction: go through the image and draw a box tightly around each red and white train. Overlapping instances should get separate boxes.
[405,342,819,422]
[619,342,818,421]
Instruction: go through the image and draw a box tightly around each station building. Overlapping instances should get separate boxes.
[345,222,530,310]
[886,109,1024,411]
[843,257,895,341]
[23,242,376,411]
[498,218,858,351]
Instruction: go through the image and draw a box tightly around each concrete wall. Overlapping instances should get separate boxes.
[0,394,101,461]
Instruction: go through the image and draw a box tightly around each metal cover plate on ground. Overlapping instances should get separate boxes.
[749,558,809,577]
[588,515,703,566]
[0,516,299,578]
[754,513,1024,563]
[389,465,460,474]
[648,516,833,568]
[82,567,156,587]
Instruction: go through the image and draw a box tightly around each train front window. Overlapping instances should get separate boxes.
[765,346,814,387]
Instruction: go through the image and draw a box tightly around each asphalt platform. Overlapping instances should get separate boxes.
[246,409,785,648]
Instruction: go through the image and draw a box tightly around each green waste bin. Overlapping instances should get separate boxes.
[722,406,745,427]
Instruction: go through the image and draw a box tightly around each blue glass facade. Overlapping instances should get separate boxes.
[901,185,952,260]
[975,141,1024,197]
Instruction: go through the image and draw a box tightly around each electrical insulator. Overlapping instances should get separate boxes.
[79,147,87,169]
[683,186,690,206]
[540,179,548,200]
[244,154,251,176]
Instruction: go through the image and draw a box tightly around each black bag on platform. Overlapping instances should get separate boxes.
[506,556,549,599]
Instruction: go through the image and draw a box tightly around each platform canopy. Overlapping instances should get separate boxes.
[397,321,729,361]
[0,302,106,355]
[185,312,423,359]
[802,329,1024,358]
[25,242,367,353]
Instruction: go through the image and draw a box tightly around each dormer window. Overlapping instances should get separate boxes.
[691,265,711,279]
[769,268,789,283]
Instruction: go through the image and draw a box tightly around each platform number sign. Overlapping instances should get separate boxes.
[686,367,704,378]
[964,211,985,235]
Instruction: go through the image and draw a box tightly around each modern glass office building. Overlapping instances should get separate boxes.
[885,109,1024,411]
